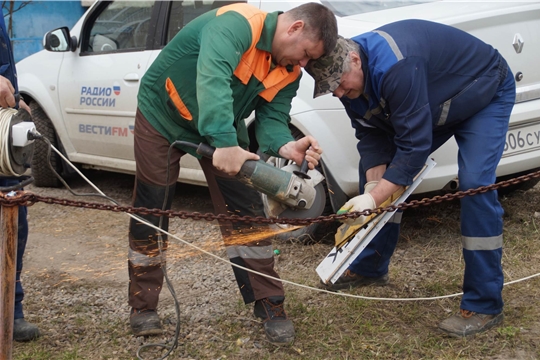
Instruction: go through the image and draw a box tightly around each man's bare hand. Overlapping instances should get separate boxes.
[0,75,16,108]
[19,99,32,116]
[213,146,259,176]
[278,135,322,170]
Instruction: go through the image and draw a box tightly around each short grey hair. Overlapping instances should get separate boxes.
[342,40,360,74]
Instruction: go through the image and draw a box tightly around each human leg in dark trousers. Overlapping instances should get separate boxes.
[438,68,515,337]
[199,158,284,303]
[0,178,40,341]
[14,203,40,341]
[197,155,295,343]
[128,110,294,342]
[128,109,180,336]
[323,162,399,290]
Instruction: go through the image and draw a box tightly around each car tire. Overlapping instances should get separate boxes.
[29,101,62,187]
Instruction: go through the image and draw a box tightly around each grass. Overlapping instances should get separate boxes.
[12,183,540,359]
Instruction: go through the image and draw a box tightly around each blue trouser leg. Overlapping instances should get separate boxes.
[453,69,515,314]
[0,178,28,319]
[347,124,455,277]
[348,213,402,277]
[348,164,402,277]
[15,205,28,319]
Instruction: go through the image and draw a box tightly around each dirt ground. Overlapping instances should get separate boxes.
[23,171,216,285]
[16,171,242,359]
[9,169,540,359]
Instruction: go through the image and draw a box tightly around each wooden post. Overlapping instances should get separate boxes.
[0,192,19,360]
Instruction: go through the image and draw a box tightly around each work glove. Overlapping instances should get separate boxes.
[364,180,378,193]
[334,181,405,248]
[337,181,379,226]
[337,193,377,226]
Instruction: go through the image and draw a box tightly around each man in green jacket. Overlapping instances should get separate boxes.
[128,2,337,343]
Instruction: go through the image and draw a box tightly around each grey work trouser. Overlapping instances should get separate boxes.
[127,109,283,310]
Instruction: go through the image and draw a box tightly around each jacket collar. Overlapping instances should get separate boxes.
[359,45,371,101]
[257,11,280,53]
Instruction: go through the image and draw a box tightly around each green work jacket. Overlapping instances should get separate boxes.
[137,6,301,158]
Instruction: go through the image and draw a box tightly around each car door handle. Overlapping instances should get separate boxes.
[123,73,140,82]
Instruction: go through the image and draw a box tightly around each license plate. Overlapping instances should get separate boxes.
[502,122,540,157]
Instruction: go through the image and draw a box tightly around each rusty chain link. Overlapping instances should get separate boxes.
[1,169,539,226]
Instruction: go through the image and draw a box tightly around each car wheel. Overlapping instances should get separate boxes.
[29,101,62,187]
[261,128,337,244]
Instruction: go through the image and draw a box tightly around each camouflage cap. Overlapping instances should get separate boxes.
[305,36,355,98]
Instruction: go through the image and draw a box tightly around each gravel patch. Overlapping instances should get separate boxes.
[15,171,276,359]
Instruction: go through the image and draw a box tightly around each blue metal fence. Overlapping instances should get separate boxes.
[3,1,87,63]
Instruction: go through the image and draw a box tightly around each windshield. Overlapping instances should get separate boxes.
[321,1,438,17]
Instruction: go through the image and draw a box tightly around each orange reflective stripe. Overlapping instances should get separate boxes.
[217,4,266,85]
[260,66,301,102]
[217,4,300,102]
[216,3,262,18]
[165,77,193,121]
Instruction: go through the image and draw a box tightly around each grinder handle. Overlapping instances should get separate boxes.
[299,158,309,174]
[196,143,262,177]
[195,142,260,180]
[293,159,311,180]
[195,142,215,158]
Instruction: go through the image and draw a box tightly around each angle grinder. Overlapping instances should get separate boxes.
[186,142,326,219]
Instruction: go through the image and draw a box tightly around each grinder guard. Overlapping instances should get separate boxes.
[262,164,326,220]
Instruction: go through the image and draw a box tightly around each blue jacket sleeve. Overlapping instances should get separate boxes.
[0,16,18,90]
[344,104,395,172]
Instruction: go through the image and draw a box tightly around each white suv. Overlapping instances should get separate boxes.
[17,0,540,217]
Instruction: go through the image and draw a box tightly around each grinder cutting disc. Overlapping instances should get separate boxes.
[276,181,326,219]
[262,164,327,220]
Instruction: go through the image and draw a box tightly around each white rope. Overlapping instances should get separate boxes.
[0,107,19,176]
[48,143,540,302]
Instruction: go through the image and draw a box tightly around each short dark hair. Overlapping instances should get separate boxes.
[286,3,338,56]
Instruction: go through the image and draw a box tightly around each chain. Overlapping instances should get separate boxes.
[1,169,539,226]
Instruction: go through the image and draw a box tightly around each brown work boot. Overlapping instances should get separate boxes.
[254,296,295,344]
[13,318,40,342]
[130,308,163,336]
[322,270,389,291]
[438,309,503,337]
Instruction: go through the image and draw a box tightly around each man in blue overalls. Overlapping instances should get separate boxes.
[0,15,40,341]
[306,20,515,337]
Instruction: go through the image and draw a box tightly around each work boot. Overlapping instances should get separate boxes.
[438,309,504,337]
[254,296,295,344]
[322,270,389,291]
[130,308,163,336]
[13,318,40,342]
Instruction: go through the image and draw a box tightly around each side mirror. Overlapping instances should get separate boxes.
[43,27,77,52]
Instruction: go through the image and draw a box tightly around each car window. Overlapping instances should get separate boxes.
[86,1,156,53]
[166,1,246,43]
